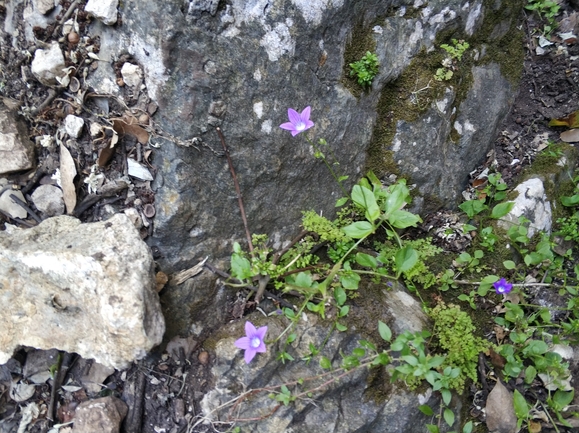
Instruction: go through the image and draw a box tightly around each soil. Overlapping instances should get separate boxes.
[1,2,579,433]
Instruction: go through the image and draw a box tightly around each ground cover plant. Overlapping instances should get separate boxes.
[213,105,579,433]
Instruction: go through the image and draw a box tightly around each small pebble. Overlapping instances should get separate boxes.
[68,32,80,44]
[198,351,209,365]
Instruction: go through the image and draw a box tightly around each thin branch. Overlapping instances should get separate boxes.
[216,127,253,254]
[203,262,295,309]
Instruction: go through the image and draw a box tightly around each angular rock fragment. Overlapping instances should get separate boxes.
[0,214,165,369]
[85,0,119,26]
[31,42,65,86]
[72,396,128,433]
[0,102,36,174]
[32,0,55,15]
[31,184,65,217]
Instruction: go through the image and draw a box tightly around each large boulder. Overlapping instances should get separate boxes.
[0,214,165,369]
[83,0,523,275]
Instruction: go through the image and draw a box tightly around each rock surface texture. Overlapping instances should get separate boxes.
[80,0,522,275]
[0,214,165,369]
[201,287,450,433]
[0,102,36,174]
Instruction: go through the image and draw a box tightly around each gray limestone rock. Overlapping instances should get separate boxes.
[31,184,65,217]
[72,396,128,433]
[0,214,165,369]
[498,178,552,238]
[32,0,55,15]
[0,102,36,174]
[85,0,119,26]
[78,0,521,276]
[30,42,65,86]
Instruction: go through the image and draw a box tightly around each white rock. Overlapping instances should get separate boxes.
[85,0,119,26]
[0,214,165,369]
[0,103,36,174]
[498,178,552,238]
[120,63,143,87]
[33,0,55,15]
[31,42,65,86]
[64,115,84,138]
[31,184,65,216]
[0,189,27,219]
[127,158,154,181]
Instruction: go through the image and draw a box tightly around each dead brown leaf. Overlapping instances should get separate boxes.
[97,129,119,167]
[485,380,517,433]
[111,114,150,144]
[60,143,77,214]
[560,129,579,143]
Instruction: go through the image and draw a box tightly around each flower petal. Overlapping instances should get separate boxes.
[300,106,311,122]
[245,321,258,337]
[287,108,301,125]
[235,337,250,350]
[255,326,268,341]
[244,348,257,363]
[280,122,297,131]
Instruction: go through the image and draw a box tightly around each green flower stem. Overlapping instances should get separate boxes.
[305,136,349,198]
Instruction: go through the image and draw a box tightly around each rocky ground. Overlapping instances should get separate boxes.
[1,1,579,433]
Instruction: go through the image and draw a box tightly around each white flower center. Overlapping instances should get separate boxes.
[295,121,305,131]
[250,337,261,348]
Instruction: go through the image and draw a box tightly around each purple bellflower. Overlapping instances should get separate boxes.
[493,278,513,295]
[279,106,314,136]
[235,321,268,364]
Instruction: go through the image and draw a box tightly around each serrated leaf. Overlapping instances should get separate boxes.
[378,321,392,341]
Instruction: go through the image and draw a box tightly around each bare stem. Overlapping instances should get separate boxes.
[216,127,254,254]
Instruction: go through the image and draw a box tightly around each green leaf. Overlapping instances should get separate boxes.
[352,185,381,222]
[388,209,422,228]
[477,274,499,296]
[459,199,487,218]
[334,286,347,306]
[353,348,366,357]
[552,389,574,410]
[561,195,579,207]
[524,365,537,384]
[382,184,407,215]
[339,305,350,317]
[443,408,455,427]
[378,321,392,341]
[401,355,418,366]
[395,246,418,276]
[426,425,439,433]
[503,260,516,270]
[231,254,252,280]
[373,352,390,366]
[356,252,378,269]
[336,322,347,332]
[462,420,473,433]
[335,197,349,207]
[513,389,529,419]
[294,272,314,288]
[418,404,434,416]
[320,356,331,369]
[441,388,451,406]
[340,272,360,290]
[342,221,374,239]
[491,202,514,219]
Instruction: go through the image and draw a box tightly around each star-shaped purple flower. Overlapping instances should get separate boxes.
[235,321,268,364]
[493,278,513,295]
[279,106,314,136]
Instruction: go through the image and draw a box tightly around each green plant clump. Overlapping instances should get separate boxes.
[350,51,380,88]
[435,39,470,81]
[429,302,492,391]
